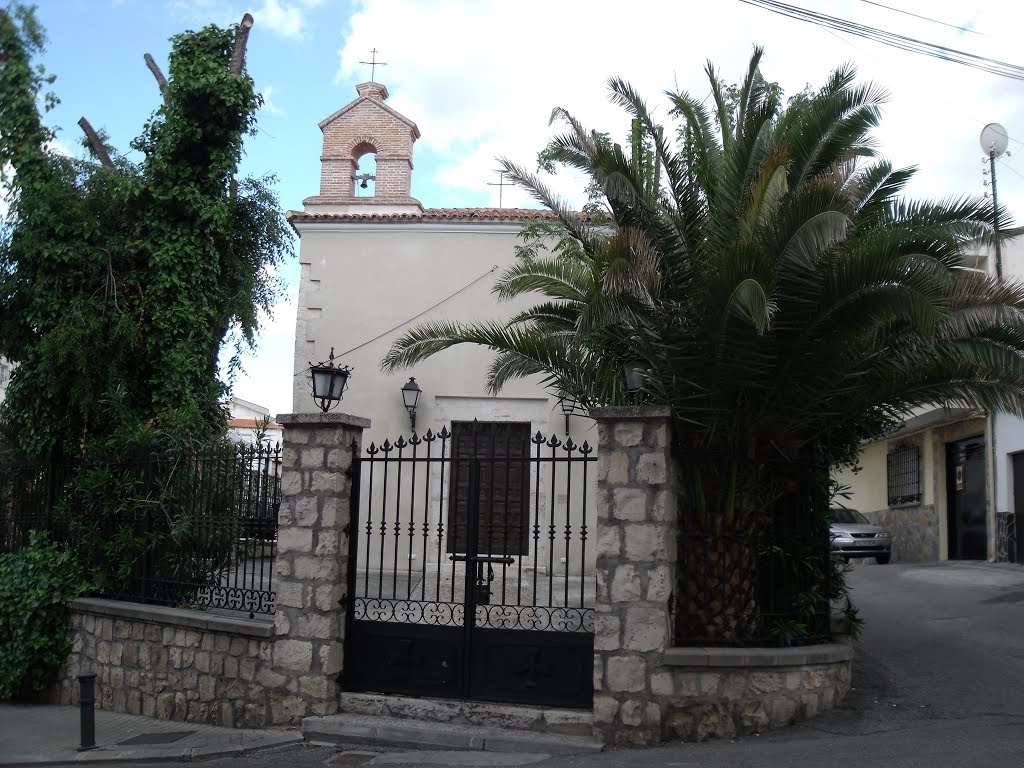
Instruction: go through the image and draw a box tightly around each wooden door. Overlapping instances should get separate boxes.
[447,421,530,556]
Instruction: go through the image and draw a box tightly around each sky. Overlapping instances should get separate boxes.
[17,0,1024,417]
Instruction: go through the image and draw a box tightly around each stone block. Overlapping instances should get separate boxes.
[614,423,644,447]
[257,667,288,689]
[800,693,819,719]
[650,490,674,522]
[199,675,216,702]
[644,564,673,602]
[229,637,247,656]
[276,582,305,610]
[594,614,621,651]
[278,527,314,555]
[623,523,671,562]
[315,584,345,612]
[622,607,667,652]
[770,696,798,725]
[319,641,344,675]
[644,702,661,727]
[297,614,335,640]
[224,657,239,678]
[311,471,342,494]
[271,694,308,725]
[650,670,673,697]
[299,675,333,701]
[699,672,721,695]
[274,639,313,673]
[636,453,666,485]
[666,708,695,740]
[611,565,642,602]
[697,703,736,741]
[320,498,340,527]
[803,669,823,690]
[613,488,647,522]
[749,671,782,694]
[606,656,645,693]
[675,671,699,697]
[294,497,320,527]
[602,452,630,485]
[315,530,340,556]
[294,555,336,581]
[300,446,325,468]
[240,660,256,681]
[722,672,747,699]
[596,525,621,558]
[620,699,643,727]
[593,695,619,724]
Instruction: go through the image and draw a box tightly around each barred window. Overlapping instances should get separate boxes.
[887,442,922,506]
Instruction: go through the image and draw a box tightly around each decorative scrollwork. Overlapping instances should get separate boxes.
[355,598,464,626]
[194,585,275,616]
[477,603,594,633]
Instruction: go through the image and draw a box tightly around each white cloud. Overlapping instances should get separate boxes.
[168,0,322,40]
[261,85,285,116]
[334,0,1024,218]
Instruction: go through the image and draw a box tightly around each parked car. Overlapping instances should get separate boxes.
[830,506,893,564]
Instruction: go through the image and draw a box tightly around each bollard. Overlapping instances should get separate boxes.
[77,672,97,751]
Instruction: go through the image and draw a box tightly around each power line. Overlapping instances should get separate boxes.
[293,264,499,377]
[854,0,982,36]
[738,0,1024,80]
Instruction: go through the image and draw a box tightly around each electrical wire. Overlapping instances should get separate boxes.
[293,263,499,376]
[854,0,982,36]
[738,0,1024,80]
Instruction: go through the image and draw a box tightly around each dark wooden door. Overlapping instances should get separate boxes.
[946,436,987,560]
[447,421,529,556]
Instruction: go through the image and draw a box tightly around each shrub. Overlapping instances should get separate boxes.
[0,532,89,700]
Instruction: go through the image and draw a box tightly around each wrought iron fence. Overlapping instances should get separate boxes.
[0,443,280,616]
[674,451,833,647]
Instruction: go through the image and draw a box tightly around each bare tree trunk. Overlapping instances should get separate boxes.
[143,53,170,109]
[229,14,254,75]
[77,117,116,170]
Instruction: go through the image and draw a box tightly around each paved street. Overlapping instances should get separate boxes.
[18,560,1024,767]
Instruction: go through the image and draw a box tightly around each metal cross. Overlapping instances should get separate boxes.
[359,48,388,81]
[487,170,514,208]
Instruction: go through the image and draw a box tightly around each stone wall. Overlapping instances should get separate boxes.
[53,598,275,728]
[863,504,939,563]
[590,406,853,745]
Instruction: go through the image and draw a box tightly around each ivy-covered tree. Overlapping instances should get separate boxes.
[0,5,290,461]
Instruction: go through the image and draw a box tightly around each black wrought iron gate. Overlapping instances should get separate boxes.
[344,420,596,708]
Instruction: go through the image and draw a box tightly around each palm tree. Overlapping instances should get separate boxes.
[383,49,1024,643]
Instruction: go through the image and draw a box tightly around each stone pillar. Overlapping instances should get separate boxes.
[590,406,677,745]
[270,412,369,724]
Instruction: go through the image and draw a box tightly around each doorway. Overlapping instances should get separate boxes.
[946,436,987,560]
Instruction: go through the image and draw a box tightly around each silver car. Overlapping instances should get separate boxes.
[830,506,893,564]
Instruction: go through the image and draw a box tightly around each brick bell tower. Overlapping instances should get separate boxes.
[303,81,423,214]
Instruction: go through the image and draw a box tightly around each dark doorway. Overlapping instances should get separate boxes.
[1012,454,1024,564]
[946,436,987,560]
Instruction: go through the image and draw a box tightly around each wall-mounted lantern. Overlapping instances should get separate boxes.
[559,393,578,434]
[401,377,422,432]
[620,359,646,400]
[308,347,352,413]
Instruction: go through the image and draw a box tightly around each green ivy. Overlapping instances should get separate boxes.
[0,4,292,462]
[0,532,89,700]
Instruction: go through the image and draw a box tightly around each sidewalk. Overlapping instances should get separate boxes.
[0,705,302,766]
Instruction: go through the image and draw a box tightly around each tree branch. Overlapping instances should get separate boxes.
[143,53,170,109]
[77,117,116,170]
[229,13,254,75]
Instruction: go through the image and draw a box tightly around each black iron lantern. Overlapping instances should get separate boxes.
[308,347,352,413]
[620,359,646,399]
[559,393,578,434]
[401,377,422,431]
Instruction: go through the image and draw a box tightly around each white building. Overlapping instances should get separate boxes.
[0,356,12,406]
[834,228,1024,564]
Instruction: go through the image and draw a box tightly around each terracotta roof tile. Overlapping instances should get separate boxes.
[228,418,283,430]
[287,207,561,223]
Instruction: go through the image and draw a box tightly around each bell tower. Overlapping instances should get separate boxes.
[304,81,423,214]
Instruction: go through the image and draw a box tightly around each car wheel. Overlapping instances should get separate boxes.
[876,554,891,565]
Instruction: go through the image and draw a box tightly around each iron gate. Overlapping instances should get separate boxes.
[344,420,596,708]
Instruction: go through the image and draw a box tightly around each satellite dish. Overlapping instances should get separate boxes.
[980,123,1009,157]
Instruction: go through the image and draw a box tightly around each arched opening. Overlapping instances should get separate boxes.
[352,142,377,197]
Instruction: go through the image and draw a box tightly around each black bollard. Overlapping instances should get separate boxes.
[77,672,97,751]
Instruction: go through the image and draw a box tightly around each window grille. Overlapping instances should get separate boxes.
[887,441,922,506]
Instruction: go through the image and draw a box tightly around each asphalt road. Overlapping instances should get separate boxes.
[103,560,1024,768]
